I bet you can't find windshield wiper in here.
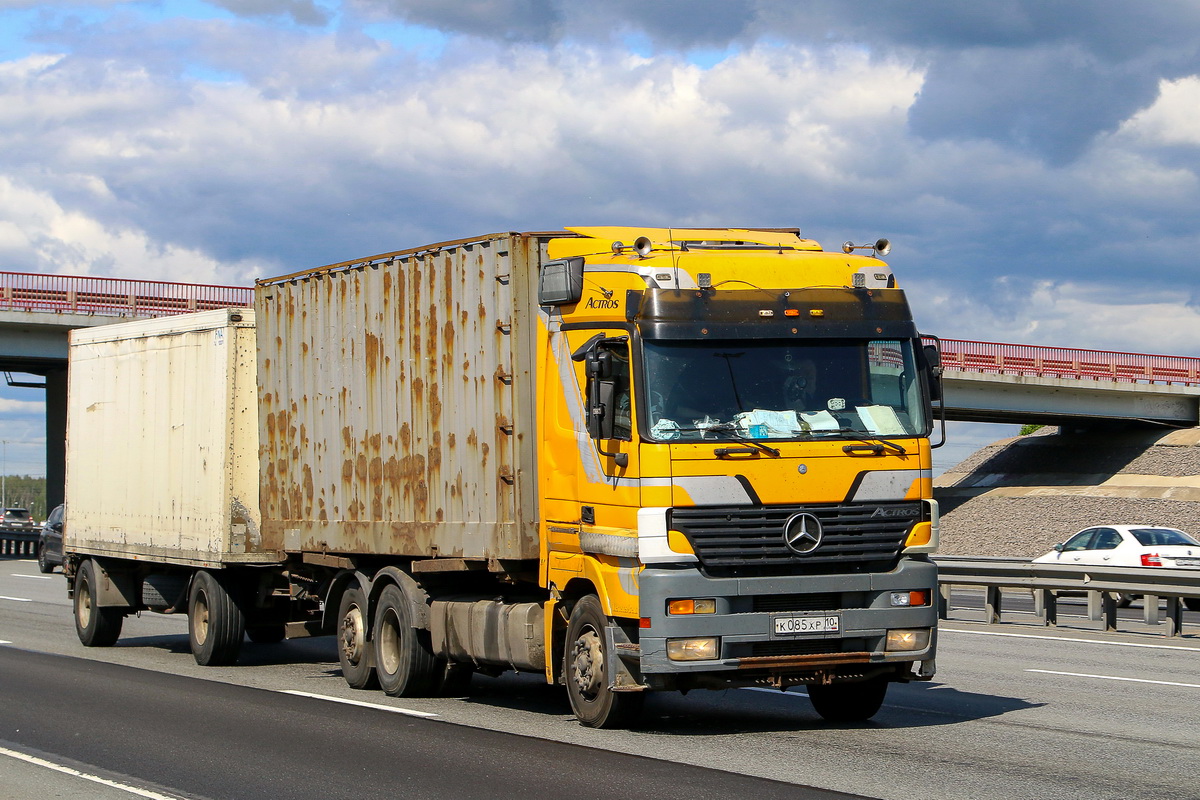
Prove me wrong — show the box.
[674,422,781,457]
[826,427,908,455]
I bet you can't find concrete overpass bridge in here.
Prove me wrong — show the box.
[3,270,1200,509]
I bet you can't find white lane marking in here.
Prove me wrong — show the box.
[1026,669,1200,689]
[281,690,439,718]
[0,596,32,603]
[12,574,52,580]
[0,745,185,799]
[940,627,1200,653]
[0,640,10,645]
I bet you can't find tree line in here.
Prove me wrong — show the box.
[1,475,47,519]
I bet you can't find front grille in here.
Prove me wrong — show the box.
[671,502,920,578]
[752,592,843,612]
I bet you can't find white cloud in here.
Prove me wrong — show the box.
[0,176,264,283]
[1116,76,1200,148]
[0,398,43,414]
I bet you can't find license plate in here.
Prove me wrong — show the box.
[773,613,840,636]
[1174,558,1200,567]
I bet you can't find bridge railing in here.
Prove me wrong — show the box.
[0,272,251,318]
[932,338,1200,387]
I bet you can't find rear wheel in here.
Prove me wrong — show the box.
[564,595,644,729]
[37,542,53,574]
[372,584,438,697]
[74,559,123,647]
[337,585,378,690]
[808,676,889,723]
[188,570,245,666]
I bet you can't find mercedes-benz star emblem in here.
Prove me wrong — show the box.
[783,513,823,555]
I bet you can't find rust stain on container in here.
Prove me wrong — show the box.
[254,232,545,559]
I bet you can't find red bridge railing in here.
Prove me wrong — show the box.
[2,272,1198,386]
[0,271,251,318]
[932,338,1200,387]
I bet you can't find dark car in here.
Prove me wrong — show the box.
[2,507,37,531]
[37,504,64,573]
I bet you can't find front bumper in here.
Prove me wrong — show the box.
[634,557,937,688]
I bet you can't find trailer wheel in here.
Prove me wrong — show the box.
[246,625,286,644]
[188,570,245,666]
[564,595,644,729]
[337,585,378,690]
[372,584,437,697]
[807,676,889,723]
[74,559,123,647]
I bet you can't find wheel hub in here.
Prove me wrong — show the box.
[570,628,605,698]
[341,605,366,665]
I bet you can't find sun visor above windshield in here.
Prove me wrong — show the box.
[633,287,918,340]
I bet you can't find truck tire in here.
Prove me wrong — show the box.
[74,559,123,647]
[337,585,378,690]
[564,595,644,729]
[807,676,888,723]
[188,570,245,666]
[372,584,437,697]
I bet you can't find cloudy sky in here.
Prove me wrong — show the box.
[4,0,1200,479]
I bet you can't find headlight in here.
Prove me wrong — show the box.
[885,628,931,652]
[666,637,719,661]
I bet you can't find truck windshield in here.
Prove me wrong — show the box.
[642,338,928,441]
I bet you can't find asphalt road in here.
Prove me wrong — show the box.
[2,557,1199,800]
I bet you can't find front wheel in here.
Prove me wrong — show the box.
[74,559,123,647]
[188,570,245,666]
[807,676,889,723]
[564,595,644,729]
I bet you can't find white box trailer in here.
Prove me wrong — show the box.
[65,308,268,567]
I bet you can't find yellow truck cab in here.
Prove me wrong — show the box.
[535,227,939,725]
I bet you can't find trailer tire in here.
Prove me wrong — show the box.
[564,595,644,729]
[808,676,889,723]
[373,584,437,697]
[246,625,286,644]
[74,559,123,647]
[337,585,378,690]
[188,570,245,666]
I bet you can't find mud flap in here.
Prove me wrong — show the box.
[604,619,649,692]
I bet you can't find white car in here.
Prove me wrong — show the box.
[1034,525,1200,611]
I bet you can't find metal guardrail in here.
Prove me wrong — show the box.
[935,556,1200,637]
[0,529,38,557]
[0,271,252,319]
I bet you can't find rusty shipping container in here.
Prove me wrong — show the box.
[65,308,267,567]
[255,232,554,560]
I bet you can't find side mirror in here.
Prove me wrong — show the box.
[1053,543,1064,552]
[538,257,585,305]
[588,379,617,441]
[922,343,943,402]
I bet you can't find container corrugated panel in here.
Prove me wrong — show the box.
[65,308,267,566]
[255,233,547,560]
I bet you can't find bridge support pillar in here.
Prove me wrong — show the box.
[45,367,66,511]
